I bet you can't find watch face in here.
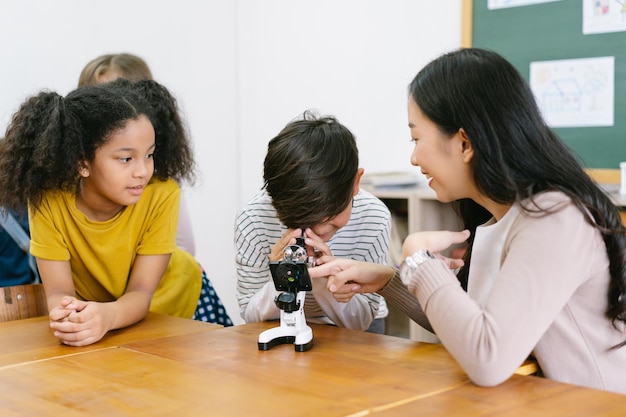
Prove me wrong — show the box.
[400,257,417,286]
[400,267,410,286]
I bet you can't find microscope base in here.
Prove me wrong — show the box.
[257,324,314,352]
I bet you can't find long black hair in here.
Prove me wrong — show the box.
[409,47,626,340]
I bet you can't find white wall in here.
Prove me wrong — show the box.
[236,1,463,201]
[0,0,461,325]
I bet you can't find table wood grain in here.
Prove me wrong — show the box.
[0,317,623,416]
[357,374,626,417]
[0,312,220,368]
[121,321,470,415]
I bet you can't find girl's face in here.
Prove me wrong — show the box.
[79,115,156,220]
[407,97,474,203]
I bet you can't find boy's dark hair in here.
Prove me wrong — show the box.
[263,111,359,229]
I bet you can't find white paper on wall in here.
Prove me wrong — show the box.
[583,0,626,35]
[530,56,615,128]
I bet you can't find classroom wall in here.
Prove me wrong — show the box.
[0,0,462,324]
[236,1,463,201]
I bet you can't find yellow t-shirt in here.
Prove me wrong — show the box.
[29,178,201,318]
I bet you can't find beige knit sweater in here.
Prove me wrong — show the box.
[381,192,626,394]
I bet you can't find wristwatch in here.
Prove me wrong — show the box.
[400,249,435,285]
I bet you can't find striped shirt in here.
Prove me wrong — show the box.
[235,189,391,330]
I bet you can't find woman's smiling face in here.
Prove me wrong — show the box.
[407,96,474,203]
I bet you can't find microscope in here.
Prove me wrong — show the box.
[257,235,314,352]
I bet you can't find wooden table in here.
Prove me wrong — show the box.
[0,312,219,368]
[0,317,624,416]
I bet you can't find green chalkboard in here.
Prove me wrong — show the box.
[472,1,626,168]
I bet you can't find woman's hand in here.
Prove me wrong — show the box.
[309,256,395,298]
[402,230,470,258]
[308,229,471,303]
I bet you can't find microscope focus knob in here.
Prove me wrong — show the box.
[275,292,300,312]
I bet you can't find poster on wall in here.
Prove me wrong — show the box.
[488,0,561,9]
[529,56,614,127]
[583,0,626,34]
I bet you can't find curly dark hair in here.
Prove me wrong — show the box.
[104,79,196,186]
[263,111,359,229]
[0,79,195,213]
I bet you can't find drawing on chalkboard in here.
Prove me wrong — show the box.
[593,0,610,15]
[530,56,614,128]
[542,79,582,113]
[583,0,626,33]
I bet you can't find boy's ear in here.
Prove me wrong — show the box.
[353,168,365,196]
[458,128,474,164]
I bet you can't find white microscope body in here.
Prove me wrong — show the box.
[258,235,314,352]
[257,290,313,352]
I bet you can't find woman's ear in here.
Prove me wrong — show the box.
[458,128,474,164]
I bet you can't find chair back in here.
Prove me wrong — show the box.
[0,284,48,322]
